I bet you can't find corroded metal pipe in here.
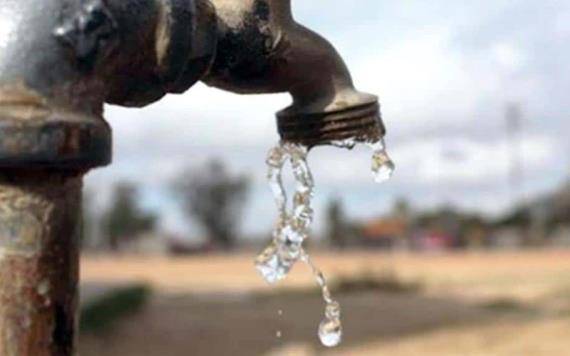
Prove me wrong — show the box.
[0,0,216,354]
[0,171,81,356]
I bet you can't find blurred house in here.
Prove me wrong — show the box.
[359,207,489,252]
[412,231,455,252]
[360,218,407,249]
[412,208,465,251]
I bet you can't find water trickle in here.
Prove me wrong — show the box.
[255,142,313,285]
[256,137,394,347]
[318,302,343,347]
[369,138,395,183]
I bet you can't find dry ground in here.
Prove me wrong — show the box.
[79,249,570,356]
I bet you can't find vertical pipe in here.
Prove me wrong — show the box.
[0,170,82,356]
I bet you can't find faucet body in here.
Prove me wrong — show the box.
[204,0,385,146]
[0,0,386,354]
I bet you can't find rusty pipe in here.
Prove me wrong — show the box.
[0,0,217,169]
[0,0,217,354]
[203,0,385,147]
[0,171,81,356]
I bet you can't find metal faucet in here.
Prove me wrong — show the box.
[0,0,386,354]
[205,0,385,146]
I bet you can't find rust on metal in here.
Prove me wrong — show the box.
[0,171,81,356]
[0,84,51,122]
[0,210,42,257]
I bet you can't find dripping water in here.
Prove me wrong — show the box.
[255,137,394,348]
[369,139,396,183]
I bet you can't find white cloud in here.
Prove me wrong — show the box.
[492,42,525,71]
[394,135,556,185]
[351,29,500,137]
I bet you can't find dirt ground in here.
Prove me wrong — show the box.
[79,249,570,356]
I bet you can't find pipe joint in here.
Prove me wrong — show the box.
[0,0,217,170]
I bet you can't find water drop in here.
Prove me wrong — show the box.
[276,330,282,338]
[255,241,295,284]
[369,139,395,183]
[325,302,341,320]
[318,316,342,347]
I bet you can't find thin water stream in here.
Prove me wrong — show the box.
[255,138,394,347]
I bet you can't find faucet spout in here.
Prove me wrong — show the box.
[203,0,385,147]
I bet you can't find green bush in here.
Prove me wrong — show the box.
[332,270,422,294]
[80,285,151,334]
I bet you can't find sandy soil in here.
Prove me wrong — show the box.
[80,291,495,356]
[327,318,570,356]
[79,249,570,356]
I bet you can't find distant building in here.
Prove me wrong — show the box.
[360,218,406,249]
[412,231,455,251]
[360,208,470,251]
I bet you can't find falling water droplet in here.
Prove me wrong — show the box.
[319,302,343,347]
[276,330,282,338]
[255,241,288,284]
[319,318,342,347]
[256,141,342,347]
[369,139,395,183]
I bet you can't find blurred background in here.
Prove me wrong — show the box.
[78,1,570,355]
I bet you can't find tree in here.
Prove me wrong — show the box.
[326,198,347,249]
[104,182,157,251]
[173,160,249,250]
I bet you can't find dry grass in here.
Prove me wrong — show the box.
[79,249,570,356]
[327,318,570,356]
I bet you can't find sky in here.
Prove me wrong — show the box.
[85,0,570,239]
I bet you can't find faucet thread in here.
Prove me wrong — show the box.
[277,101,385,147]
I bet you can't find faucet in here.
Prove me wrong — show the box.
[204,0,385,147]
[0,0,385,354]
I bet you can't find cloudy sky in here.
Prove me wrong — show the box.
[86,0,570,238]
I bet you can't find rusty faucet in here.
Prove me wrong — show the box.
[204,0,385,146]
[0,0,385,354]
